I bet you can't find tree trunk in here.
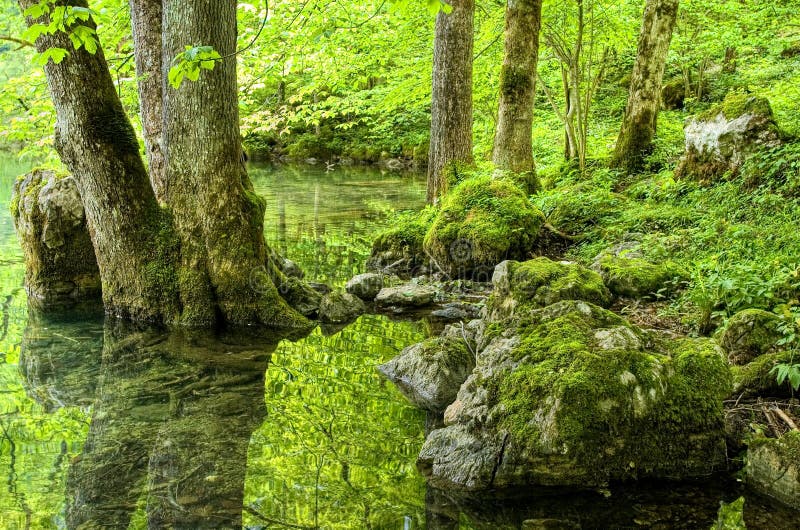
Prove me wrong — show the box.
[129,0,166,201]
[492,0,543,191]
[162,0,305,328]
[19,0,181,322]
[610,0,679,173]
[426,0,474,204]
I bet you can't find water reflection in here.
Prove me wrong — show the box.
[21,314,290,528]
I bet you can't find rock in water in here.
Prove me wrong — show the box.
[318,291,366,324]
[12,170,100,308]
[375,283,436,308]
[378,326,475,412]
[416,259,731,491]
[345,272,384,300]
[676,94,782,184]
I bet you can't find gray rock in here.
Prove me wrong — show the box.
[318,291,366,324]
[345,272,384,300]
[375,283,436,307]
[746,432,800,510]
[281,258,305,279]
[378,330,474,411]
[418,301,731,491]
[431,302,482,321]
[676,95,782,183]
[12,170,100,308]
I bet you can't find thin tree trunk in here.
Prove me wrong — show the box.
[162,0,304,327]
[129,0,166,201]
[492,0,543,191]
[18,0,181,322]
[610,0,679,173]
[426,0,474,204]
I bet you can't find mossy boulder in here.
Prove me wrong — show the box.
[12,170,101,308]
[591,252,688,299]
[378,326,475,412]
[720,309,782,366]
[676,94,782,184]
[746,432,800,510]
[486,258,611,323]
[418,300,732,490]
[541,186,627,237]
[730,349,795,398]
[423,176,545,279]
[367,208,436,275]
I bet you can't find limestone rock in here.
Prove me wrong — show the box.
[12,170,100,308]
[418,300,731,490]
[746,432,800,510]
[375,283,436,308]
[345,272,384,300]
[318,291,366,324]
[591,250,687,299]
[676,94,782,184]
[377,328,474,411]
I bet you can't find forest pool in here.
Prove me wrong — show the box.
[0,155,797,529]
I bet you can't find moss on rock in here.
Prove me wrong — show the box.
[593,254,688,299]
[720,309,783,366]
[746,431,800,510]
[423,176,545,278]
[367,207,436,274]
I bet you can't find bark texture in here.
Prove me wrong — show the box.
[492,0,543,191]
[162,0,305,327]
[19,0,181,322]
[129,0,166,201]
[611,0,680,173]
[427,0,475,204]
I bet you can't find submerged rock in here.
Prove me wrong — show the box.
[378,326,475,412]
[375,283,436,308]
[720,309,782,366]
[12,169,101,308]
[318,291,366,324]
[746,432,800,510]
[418,299,731,490]
[676,94,782,184]
[423,176,545,279]
[345,272,384,300]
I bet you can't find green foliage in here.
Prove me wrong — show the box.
[770,361,800,392]
[167,45,221,89]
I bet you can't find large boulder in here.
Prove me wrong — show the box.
[746,432,800,510]
[11,169,101,308]
[423,176,545,279]
[730,349,795,398]
[676,94,782,184]
[720,309,782,366]
[417,300,732,490]
[378,326,475,412]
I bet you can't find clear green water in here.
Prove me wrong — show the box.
[0,154,797,529]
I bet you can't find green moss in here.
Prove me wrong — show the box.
[699,93,774,121]
[595,255,688,298]
[731,349,796,397]
[423,175,545,277]
[500,65,533,99]
[538,185,627,237]
[371,206,437,259]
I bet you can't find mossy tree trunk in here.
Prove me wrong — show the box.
[19,0,181,322]
[610,0,679,173]
[426,0,474,204]
[129,0,166,201]
[19,0,306,328]
[492,0,543,192]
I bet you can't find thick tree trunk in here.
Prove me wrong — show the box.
[162,0,304,327]
[492,0,543,191]
[19,0,181,322]
[129,0,166,201]
[426,0,474,204]
[610,0,679,173]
